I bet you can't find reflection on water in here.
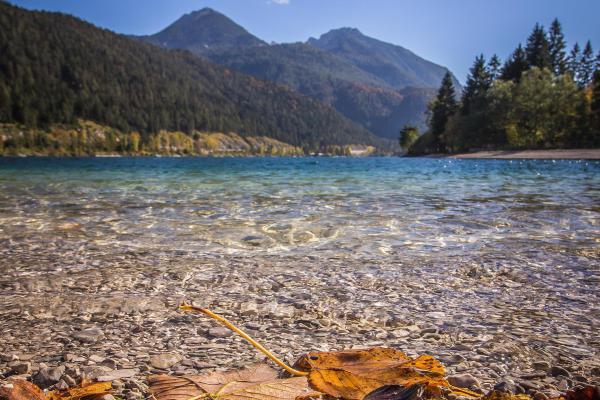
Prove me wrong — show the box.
[0,157,599,262]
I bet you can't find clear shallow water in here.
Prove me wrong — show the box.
[0,157,598,264]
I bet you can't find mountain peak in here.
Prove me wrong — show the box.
[328,27,363,36]
[187,7,219,18]
[308,28,461,90]
[139,7,265,55]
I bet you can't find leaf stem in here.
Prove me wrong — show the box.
[179,302,309,377]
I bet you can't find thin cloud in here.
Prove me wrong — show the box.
[269,0,290,5]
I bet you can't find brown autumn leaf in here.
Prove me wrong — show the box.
[295,347,480,400]
[0,380,45,400]
[564,386,600,400]
[148,363,316,400]
[46,381,112,400]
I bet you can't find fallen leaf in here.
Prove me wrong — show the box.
[148,363,314,400]
[0,380,45,400]
[564,386,600,400]
[46,381,112,400]
[295,348,479,400]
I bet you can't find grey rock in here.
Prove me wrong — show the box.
[73,327,104,343]
[54,379,69,391]
[440,354,466,365]
[494,381,517,394]
[33,365,66,389]
[10,362,31,374]
[518,380,541,391]
[62,374,77,387]
[550,366,571,378]
[89,355,105,363]
[532,361,551,371]
[207,327,232,338]
[97,368,139,381]
[448,373,480,389]
[149,353,183,369]
[81,365,113,380]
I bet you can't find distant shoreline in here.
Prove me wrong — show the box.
[428,149,600,160]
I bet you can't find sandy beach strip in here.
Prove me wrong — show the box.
[446,149,600,159]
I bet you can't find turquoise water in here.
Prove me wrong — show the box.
[1,157,598,265]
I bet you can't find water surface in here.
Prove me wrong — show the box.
[1,157,598,264]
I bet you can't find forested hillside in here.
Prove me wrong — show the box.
[0,2,381,152]
[137,8,457,140]
[307,28,461,90]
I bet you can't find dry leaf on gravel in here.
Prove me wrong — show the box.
[0,380,46,400]
[295,347,478,400]
[46,381,112,400]
[178,304,482,400]
[148,363,316,400]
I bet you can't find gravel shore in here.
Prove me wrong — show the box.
[448,149,600,159]
[1,247,599,399]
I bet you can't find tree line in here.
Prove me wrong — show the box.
[403,19,600,154]
[0,1,380,154]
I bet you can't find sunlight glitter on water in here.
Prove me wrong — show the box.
[0,157,599,264]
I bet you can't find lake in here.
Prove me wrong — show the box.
[1,157,599,382]
[0,157,598,263]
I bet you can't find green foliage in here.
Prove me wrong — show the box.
[488,55,502,81]
[578,41,596,87]
[501,45,528,82]
[461,55,492,115]
[0,120,306,156]
[418,18,599,155]
[525,23,551,70]
[548,19,567,75]
[592,71,600,135]
[0,2,379,152]
[139,11,459,141]
[399,125,419,150]
[428,72,458,152]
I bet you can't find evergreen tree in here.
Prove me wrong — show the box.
[548,18,567,75]
[578,41,595,87]
[429,71,458,152]
[399,125,419,151]
[525,23,551,70]
[592,70,600,138]
[488,54,502,81]
[461,55,492,115]
[501,44,528,81]
[567,43,581,80]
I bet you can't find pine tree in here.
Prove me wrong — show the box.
[461,55,492,115]
[578,41,595,87]
[488,54,502,81]
[567,43,581,80]
[429,71,458,152]
[501,44,528,81]
[525,23,551,70]
[592,70,600,138]
[548,18,567,75]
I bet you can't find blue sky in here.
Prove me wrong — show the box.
[8,0,600,83]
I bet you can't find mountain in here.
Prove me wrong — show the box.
[0,2,381,150]
[138,8,266,55]
[136,9,459,140]
[307,28,461,90]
